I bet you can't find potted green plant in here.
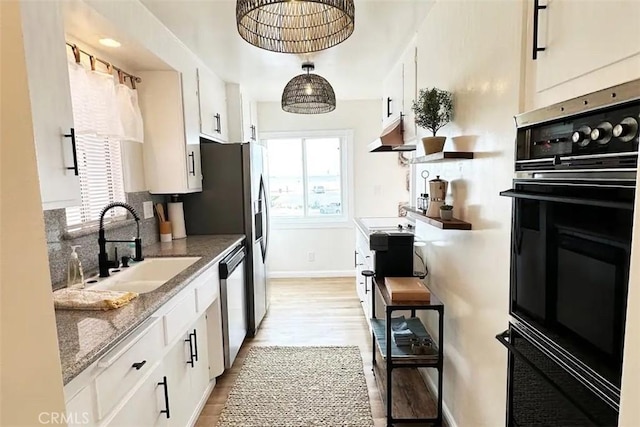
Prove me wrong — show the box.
[412,88,454,155]
[439,204,454,220]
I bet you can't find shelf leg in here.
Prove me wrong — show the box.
[437,307,444,426]
[386,307,393,425]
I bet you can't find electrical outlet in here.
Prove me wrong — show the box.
[308,252,315,262]
[143,201,154,219]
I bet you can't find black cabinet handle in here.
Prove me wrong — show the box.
[250,125,256,141]
[188,151,196,176]
[214,113,221,133]
[158,376,170,419]
[63,128,79,176]
[131,360,146,370]
[192,329,198,362]
[354,251,358,268]
[386,97,392,117]
[185,334,194,367]
[532,0,547,60]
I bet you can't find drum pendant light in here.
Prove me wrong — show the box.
[236,0,355,54]
[281,62,336,114]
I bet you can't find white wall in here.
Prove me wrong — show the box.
[258,100,408,276]
[1,2,67,424]
[408,1,526,426]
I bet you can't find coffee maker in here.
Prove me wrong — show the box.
[426,175,448,217]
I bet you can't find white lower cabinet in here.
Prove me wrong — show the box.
[66,260,225,426]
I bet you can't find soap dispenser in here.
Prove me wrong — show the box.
[67,245,85,289]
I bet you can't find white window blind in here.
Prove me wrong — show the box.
[65,135,126,226]
[65,60,126,228]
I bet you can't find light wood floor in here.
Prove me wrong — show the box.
[195,277,386,427]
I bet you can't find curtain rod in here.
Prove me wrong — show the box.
[66,42,142,88]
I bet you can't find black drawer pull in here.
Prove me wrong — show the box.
[158,376,170,419]
[63,128,79,176]
[386,97,392,117]
[214,113,221,133]
[131,360,146,370]
[188,151,196,176]
[185,334,194,367]
[192,329,198,362]
[532,0,547,60]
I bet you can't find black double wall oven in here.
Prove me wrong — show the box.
[497,79,640,426]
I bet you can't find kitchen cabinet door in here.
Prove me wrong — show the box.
[20,0,81,210]
[197,68,228,142]
[137,70,201,194]
[165,332,193,427]
[206,297,225,379]
[240,92,253,142]
[382,60,404,130]
[532,0,640,95]
[189,315,210,409]
[182,69,203,191]
[107,361,169,427]
[402,44,418,143]
[250,98,259,142]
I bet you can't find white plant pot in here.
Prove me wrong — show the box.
[421,136,447,155]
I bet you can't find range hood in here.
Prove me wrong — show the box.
[368,116,416,152]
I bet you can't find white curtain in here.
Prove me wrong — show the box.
[65,60,135,227]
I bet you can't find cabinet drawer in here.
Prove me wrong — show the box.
[194,263,220,312]
[95,320,164,419]
[163,290,197,345]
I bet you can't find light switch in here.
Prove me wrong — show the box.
[143,201,154,219]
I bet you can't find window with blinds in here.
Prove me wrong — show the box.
[65,60,127,228]
[65,135,126,227]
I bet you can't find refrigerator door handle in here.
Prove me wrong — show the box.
[259,175,269,261]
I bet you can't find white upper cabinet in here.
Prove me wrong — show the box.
[402,42,418,143]
[20,0,80,210]
[226,83,258,143]
[197,67,228,142]
[527,0,640,107]
[382,60,404,130]
[250,98,259,142]
[137,70,202,194]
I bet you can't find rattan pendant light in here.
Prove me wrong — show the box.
[236,0,355,54]
[282,62,336,114]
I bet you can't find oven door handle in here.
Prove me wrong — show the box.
[500,189,634,210]
[496,330,603,425]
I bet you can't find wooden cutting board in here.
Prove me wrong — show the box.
[384,277,430,303]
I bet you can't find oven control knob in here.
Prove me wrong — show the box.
[590,121,613,144]
[572,126,591,147]
[613,117,639,142]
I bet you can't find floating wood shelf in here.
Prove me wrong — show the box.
[409,151,474,164]
[404,206,472,230]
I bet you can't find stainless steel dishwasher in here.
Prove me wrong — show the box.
[219,245,247,369]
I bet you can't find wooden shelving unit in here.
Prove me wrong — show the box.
[370,278,444,426]
[409,151,474,164]
[404,206,472,230]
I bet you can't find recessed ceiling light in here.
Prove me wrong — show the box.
[99,38,121,48]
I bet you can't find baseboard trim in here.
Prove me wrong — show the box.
[268,270,355,279]
[419,369,457,427]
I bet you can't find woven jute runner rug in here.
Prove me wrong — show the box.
[217,346,374,427]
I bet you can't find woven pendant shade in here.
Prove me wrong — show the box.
[236,0,355,54]
[282,63,336,114]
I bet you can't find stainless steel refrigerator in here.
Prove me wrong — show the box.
[182,139,269,336]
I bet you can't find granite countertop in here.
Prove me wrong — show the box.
[354,217,415,237]
[56,234,245,385]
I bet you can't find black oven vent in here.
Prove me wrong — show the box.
[516,154,637,171]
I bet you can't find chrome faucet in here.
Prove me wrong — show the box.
[98,202,144,277]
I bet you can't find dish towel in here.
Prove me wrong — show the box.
[391,316,416,346]
[53,288,138,311]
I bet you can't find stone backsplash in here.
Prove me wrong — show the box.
[45,192,164,287]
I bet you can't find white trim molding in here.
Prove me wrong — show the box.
[419,369,457,427]
[268,270,356,279]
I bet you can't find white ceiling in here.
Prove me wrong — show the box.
[139,0,435,101]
